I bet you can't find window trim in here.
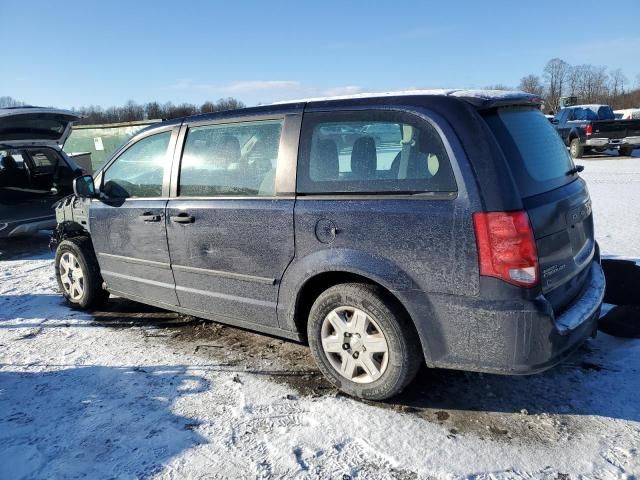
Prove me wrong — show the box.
[169,113,300,199]
[96,125,178,200]
[296,109,458,197]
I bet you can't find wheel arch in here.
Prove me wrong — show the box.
[568,129,581,141]
[50,220,91,249]
[278,249,434,365]
[54,235,109,308]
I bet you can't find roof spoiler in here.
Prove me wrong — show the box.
[449,90,543,110]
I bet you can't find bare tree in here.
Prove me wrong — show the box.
[73,96,246,125]
[484,84,512,90]
[104,106,121,123]
[543,58,570,113]
[569,65,609,103]
[518,74,545,96]
[79,105,105,124]
[200,101,217,113]
[0,96,26,108]
[215,97,245,111]
[167,103,197,118]
[625,88,640,108]
[609,69,627,109]
[145,101,163,120]
[120,100,144,122]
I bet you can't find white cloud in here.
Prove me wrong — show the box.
[220,80,302,93]
[163,80,368,104]
[319,85,365,97]
[167,79,301,93]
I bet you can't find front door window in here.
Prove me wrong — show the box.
[102,132,171,198]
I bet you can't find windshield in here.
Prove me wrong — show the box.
[483,107,576,198]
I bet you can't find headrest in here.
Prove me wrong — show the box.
[351,136,377,178]
[218,135,241,163]
[0,155,17,169]
[401,124,414,144]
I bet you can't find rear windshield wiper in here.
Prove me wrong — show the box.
[567,165,584,175]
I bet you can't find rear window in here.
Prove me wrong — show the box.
[483,107,576,198]
[0,116,68,141]
[570,106,614,121]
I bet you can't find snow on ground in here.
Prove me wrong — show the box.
[1,155,639,479]
[577,150,640,258]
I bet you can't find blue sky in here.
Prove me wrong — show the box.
[2,0,639,109]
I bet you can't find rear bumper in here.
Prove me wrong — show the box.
[585,136,640,148]
[410,262,605,374]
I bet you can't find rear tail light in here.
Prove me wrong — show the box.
[472,211,539,287]
[585,123,593,136]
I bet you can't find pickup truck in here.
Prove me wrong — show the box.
[552,104,640,158]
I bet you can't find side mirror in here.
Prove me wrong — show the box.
[73,174,96,198]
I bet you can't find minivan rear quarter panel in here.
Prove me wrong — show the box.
[277,101,487,366]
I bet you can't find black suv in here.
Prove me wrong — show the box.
[53,90,605,400]
[0,108,83,238]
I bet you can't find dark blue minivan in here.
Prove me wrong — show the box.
[53,90,605,400]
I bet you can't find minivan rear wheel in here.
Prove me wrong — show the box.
[307,283,421,400]
[55,237,109,309]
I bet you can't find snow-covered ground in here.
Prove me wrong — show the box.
[577,152,640,258]
[1,155,639,479]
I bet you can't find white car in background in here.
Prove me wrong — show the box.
[614,108,640,120]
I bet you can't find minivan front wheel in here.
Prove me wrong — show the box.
[307,283,421,400]
[55,237,109,309]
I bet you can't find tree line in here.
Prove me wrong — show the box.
[70,97,246,124]
[0,96,246,124]
[0,96,27,108]
[515,58,640,113]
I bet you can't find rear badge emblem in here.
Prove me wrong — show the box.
[543,263,567,278]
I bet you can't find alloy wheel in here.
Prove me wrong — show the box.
[59,252,85,301]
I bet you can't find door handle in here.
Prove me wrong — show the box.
[171,213,194,224]
[139,212,161,222]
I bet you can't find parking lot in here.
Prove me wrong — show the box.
[0,152,638,478]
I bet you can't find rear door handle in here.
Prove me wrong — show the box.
[171,213,194,224]
[139,212,161,222]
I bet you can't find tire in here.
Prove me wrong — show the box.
[307,283,421,400]
[619,146,633,157]
[570,138,583,159]
[55,237,109,309]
